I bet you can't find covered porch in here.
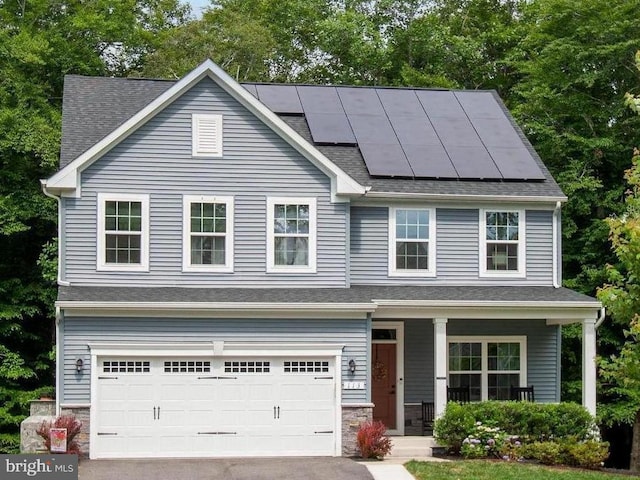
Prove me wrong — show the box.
[369,293,603,436]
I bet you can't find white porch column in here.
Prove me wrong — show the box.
[582,318,597,416]
[433,318,448,418]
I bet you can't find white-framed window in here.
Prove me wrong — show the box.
[479,209,525,277]
[182,195,234,272]
[388,207,436,277]
[97,193,149,271]
[266,197,317,273]
[192,114,223,157]
[447,336,527,401]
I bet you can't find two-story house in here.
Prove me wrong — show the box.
[42,60,601,459]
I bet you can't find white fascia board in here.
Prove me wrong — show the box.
[372,299,601,308]
[361,191,568,205]
[44,59,366,199]
[57,301,376,319]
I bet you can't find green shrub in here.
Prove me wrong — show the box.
[563,441,609,469]
[435,401,597,450]
[460,423,507,459]
[520,441,563,465]
[433,402,475,453]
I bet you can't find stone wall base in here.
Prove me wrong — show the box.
[60,406,90,457]
[341,405,373,456]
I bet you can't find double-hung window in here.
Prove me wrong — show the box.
[183,196,233,272]
[480,209,525,277]
[97,193,149,271]
[267,197,316,273]
[448,336,526,401]
[389,207,436,276]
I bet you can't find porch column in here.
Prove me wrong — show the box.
[582,318,597,416]
[433,318,448,418]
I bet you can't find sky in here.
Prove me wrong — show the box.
[187,0,210,17]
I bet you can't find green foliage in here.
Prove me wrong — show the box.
[435,401,598,454]
[521,440,609,469]
[460,423,507,459]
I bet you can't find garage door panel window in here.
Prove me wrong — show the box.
[163,360,211,373]
[103,360,150,373]
[284,360,329,373]
[224,360,271,373]
[448,337,526,401]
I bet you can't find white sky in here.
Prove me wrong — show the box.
[186,0,210,17]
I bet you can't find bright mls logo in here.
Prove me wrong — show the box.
[0,455,77,479]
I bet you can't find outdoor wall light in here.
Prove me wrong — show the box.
[348,359,356,374]
[75,358,84,373]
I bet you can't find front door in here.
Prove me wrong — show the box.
[372,343,397,430]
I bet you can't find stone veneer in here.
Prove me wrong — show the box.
[341,404,373,456]
[59,406,90,457]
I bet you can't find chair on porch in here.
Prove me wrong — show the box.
[447,386,470,403]
[421,401,435,436]
[511,385,535,402]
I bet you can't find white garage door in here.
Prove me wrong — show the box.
[93,357,337,458]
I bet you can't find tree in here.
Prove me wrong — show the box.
[0,0,189,452]
[598,148,640,471]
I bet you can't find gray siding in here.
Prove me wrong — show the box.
[402,319,559,403]
[63,317,367,404]
[350,206,553,285]
[63,78,347,287]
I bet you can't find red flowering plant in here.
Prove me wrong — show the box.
[356,420,393,459]
[36,415,82,455]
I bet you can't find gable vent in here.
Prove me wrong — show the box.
[192,114,223,157]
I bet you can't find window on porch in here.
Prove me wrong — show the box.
[448,337,526,401]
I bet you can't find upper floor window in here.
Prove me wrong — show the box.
[183,195,234,272]
[267,197,316,273]
[388,207,436,277]
[192,114,223,157]
[448,336,527,401]
[480,210,525,277]
[97,193,149,271]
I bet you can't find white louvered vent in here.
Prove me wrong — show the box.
[192,114,223,157]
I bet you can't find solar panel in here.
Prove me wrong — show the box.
[429,116,483,148]
[377,89,424,116]
[297,86,343,113]
[359,143,414,177]
[471,117,523,147]
[242,84,258,97]
[305,112,356,145]
[447,146,503,179]
[338,87,385,116]
[487,147,546,180]
[255,84,303,114]
[402,144,458,178]
[388,115,441,146]
[415,90,465,118]
[347,114,398,144]
[454,91,504,119]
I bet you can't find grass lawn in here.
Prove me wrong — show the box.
[405,460,635,480]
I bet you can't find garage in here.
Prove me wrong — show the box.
[92,355,338,458]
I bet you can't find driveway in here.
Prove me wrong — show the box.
[78,457,374,480]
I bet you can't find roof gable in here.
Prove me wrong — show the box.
[45,60,365,199]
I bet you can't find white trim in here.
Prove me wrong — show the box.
[341,403,375,408]
[447,335,527,401]
[266,197,317,274]
[371,321,404,436]
[96,193,149,272]
[388,207,436,277]
[192,114,223,157]
[43,60,365,199]
[182,195,234,272]
[582,318,597,415]
[55,307,62,416]
[433,318,448,418]
[479,209,526,278]
[363,191,567,204]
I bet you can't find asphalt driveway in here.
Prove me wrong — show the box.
[78,457,374,480]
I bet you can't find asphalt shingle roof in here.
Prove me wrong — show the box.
[58,75,565,198]
[58,285,597,305]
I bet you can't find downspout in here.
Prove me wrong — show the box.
[55,306,62,416]
[40,180,70,287]
[552,201,561,288]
